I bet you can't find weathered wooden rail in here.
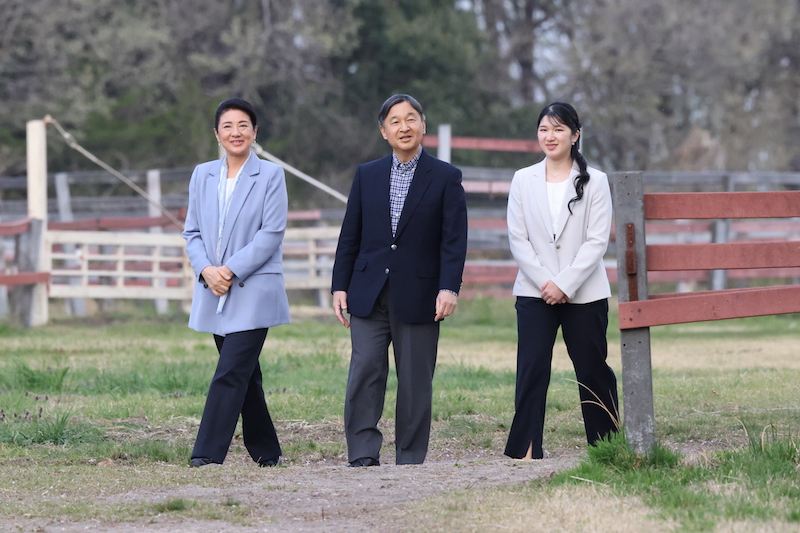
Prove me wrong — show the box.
[611,171,800,453]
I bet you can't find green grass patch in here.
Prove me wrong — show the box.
[0,408,102,445]
[0,359,70,392]
[553,428,800,531]
[151,497,194,513]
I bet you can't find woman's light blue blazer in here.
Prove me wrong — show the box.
[183,152,291,336]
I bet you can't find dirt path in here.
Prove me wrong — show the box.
[10,450,581,533]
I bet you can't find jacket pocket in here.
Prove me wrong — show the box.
[354,258,367,271]
[249,261,283,276]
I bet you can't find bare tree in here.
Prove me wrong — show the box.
[559,0,800,172]
[471,0,577,105]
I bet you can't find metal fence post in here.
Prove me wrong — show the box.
[437,124,452,163]
[55,171,87,317]
[611,171,655,454]
[710,174,735,291]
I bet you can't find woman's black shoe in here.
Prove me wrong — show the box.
[189,457,220,467]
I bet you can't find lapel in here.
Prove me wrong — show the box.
[219,152,259,258]
[395,150,434,239]
[203,159,222,259]
[554,165,579,241]
[369,155,394,241]
[530,161,552,237]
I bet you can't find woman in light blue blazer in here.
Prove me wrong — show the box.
[504,102,618,460]
[183,98,290,467]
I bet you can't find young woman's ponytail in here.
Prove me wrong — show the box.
[568,141,590,214]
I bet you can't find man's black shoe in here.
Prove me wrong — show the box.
[189,457,220,467]
[259,457,282,467]
[347,457,380,467]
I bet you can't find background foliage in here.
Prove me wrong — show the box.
[2,0,800,203]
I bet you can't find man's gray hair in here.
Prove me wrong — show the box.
[378,94,426,126]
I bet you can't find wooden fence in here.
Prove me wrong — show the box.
[46,230,194,301]
[0,218,49,327]
[4,168,800,325]
[611,171,800,453]
[459,216,800,298]
[4,211,800,324]
[41,226,340,312]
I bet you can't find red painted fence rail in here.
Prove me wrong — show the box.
[618,189,800,329]
[423,136,540,153]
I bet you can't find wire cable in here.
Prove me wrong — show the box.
[45,115,185,229]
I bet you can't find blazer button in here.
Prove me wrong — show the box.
[239,282,244,287]
[385,268,390,274]
[391,244,397,250]
[556,244,561,249]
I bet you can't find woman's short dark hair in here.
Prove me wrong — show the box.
[378,94,425,126]
[215,98,258,130]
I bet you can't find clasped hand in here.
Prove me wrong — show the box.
[202,265,234,296]
[541,280,570,305]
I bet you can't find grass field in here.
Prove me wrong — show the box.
[0,298,798,531]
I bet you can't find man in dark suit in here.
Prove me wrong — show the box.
[332,94,468,466]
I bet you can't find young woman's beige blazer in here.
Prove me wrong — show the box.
[507,159,612,304]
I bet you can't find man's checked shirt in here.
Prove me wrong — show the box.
[389,148,422,236]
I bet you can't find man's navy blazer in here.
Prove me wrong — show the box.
[332,149,468,324]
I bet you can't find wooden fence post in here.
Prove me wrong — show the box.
[0,253,7,320]
[0,168,5,316]
[26,119,48,326]
[147,169,169,314]
[0,183,7,317]
[611,171,655,454]
[11,219,44,327]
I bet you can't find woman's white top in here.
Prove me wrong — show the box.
[225,177,237,208]
[546,179,570,235]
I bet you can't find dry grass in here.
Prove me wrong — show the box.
[439,335,800,373]
[398,484,678,533]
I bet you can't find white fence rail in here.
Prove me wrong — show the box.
[46,230,194,301]
[43,226,341,306]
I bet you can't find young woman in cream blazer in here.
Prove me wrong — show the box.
[504,102,619,460]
